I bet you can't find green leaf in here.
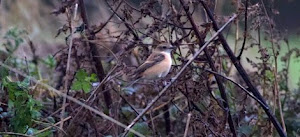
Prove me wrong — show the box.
[265,70,275,81]
[42,55,56,69]
[71,69,98,93]
[82,82,91,93]
[76,69,88,80]
[90,73,98,82]
[71,81,82,91]
[18,78,30,88]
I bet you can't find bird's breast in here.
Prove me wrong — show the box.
[142,52,172,79]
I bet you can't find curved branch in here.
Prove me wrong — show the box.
[237,0,249,60]
[204,69,267,109]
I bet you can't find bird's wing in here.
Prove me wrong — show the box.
[132,53,165,77]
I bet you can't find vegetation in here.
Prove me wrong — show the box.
[0,0,299,137]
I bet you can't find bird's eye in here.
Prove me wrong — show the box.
[162,46,167,49]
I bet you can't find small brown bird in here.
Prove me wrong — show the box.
[131,43,175,80]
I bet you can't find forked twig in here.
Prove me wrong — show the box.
[34,116,71,136]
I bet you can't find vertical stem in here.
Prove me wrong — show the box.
[229,0,240,75]
[59,7,74,137]
[163,104,171,135]
[78,0,112,110]
[260,0,286,134]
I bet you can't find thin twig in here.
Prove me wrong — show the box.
[104,0,139,40]
[92,0,123,35]
[34,116,72,136]
[149,111,157,136]
[122,14,237,136]
[111,87,146,121]
[204,69,267,108]
[183,113,192,137]
[0,62,145,137]
[59,6,75,136]
[259,0,286,134]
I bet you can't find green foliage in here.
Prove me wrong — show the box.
[41,55,56,69]
[2,27,27,54]
[265,70,275,81]
[2,77,42,133]
[0,67,8,79]
[71,69,98,93]
[1,27,27,70]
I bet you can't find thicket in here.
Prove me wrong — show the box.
[0,0,299,137]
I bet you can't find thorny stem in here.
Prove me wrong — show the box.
[122,14,237,136]
[260,0,286,134]
[199,0,286,136]
[179,0,237,136]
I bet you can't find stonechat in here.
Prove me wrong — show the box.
[130,43,175,81]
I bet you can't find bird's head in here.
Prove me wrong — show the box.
[154,43,175,53]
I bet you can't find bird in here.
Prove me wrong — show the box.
[130,43,175,81]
